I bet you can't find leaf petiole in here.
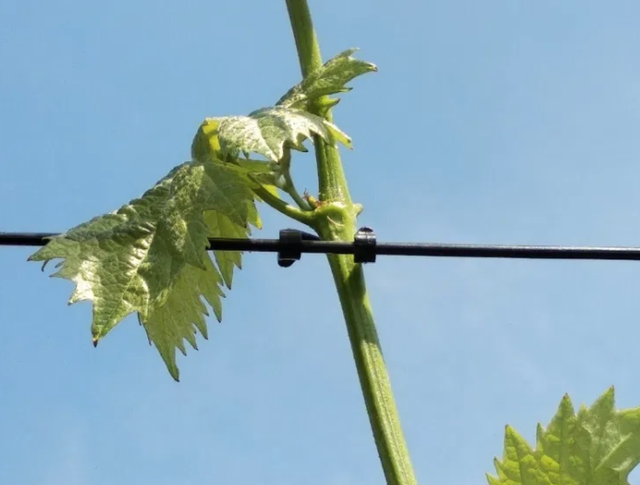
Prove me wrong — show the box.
[251,184,314,226]
[278,149,313,211]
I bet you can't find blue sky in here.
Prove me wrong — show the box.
[2,1,640,484]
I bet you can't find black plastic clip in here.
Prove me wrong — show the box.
[278,229,320,268]
[354,226,377,264]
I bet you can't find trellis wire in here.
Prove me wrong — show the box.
[2,231,640,262]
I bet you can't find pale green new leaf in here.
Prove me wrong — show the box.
[204,199,260,290]
[143,252,223,380]
[29,158,260,380]
[190,50,374,165]
[192,107,351,164]
[227,158,283,197]
[277,48,377,111]
[487,387,640,485]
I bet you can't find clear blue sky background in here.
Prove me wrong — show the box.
[2,1,640,484]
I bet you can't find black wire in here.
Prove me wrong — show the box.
[0,233,58,247]
[2,231,640,262]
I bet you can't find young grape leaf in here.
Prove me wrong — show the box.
[204,205,260,290]
[487,386,640,485]
[189,50,375,167]
[142,251,223,380]
[220,157,283,197]
[29,158,260,381]
[277,48,377,111]
[191,107,351,164]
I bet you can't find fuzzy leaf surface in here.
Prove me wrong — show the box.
[191,107,351,163]
[277,48,377,111]
[487,387,640,485]
[29,158,260,380]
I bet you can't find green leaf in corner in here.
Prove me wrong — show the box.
[29,158,260,381]
[277,48,377,112]
[191,107,351,164]
[487,386,640,485]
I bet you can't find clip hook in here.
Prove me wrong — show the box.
[354,227,377,264]
[277,229,320,268]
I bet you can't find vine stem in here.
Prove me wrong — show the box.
[284,1,418,484]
